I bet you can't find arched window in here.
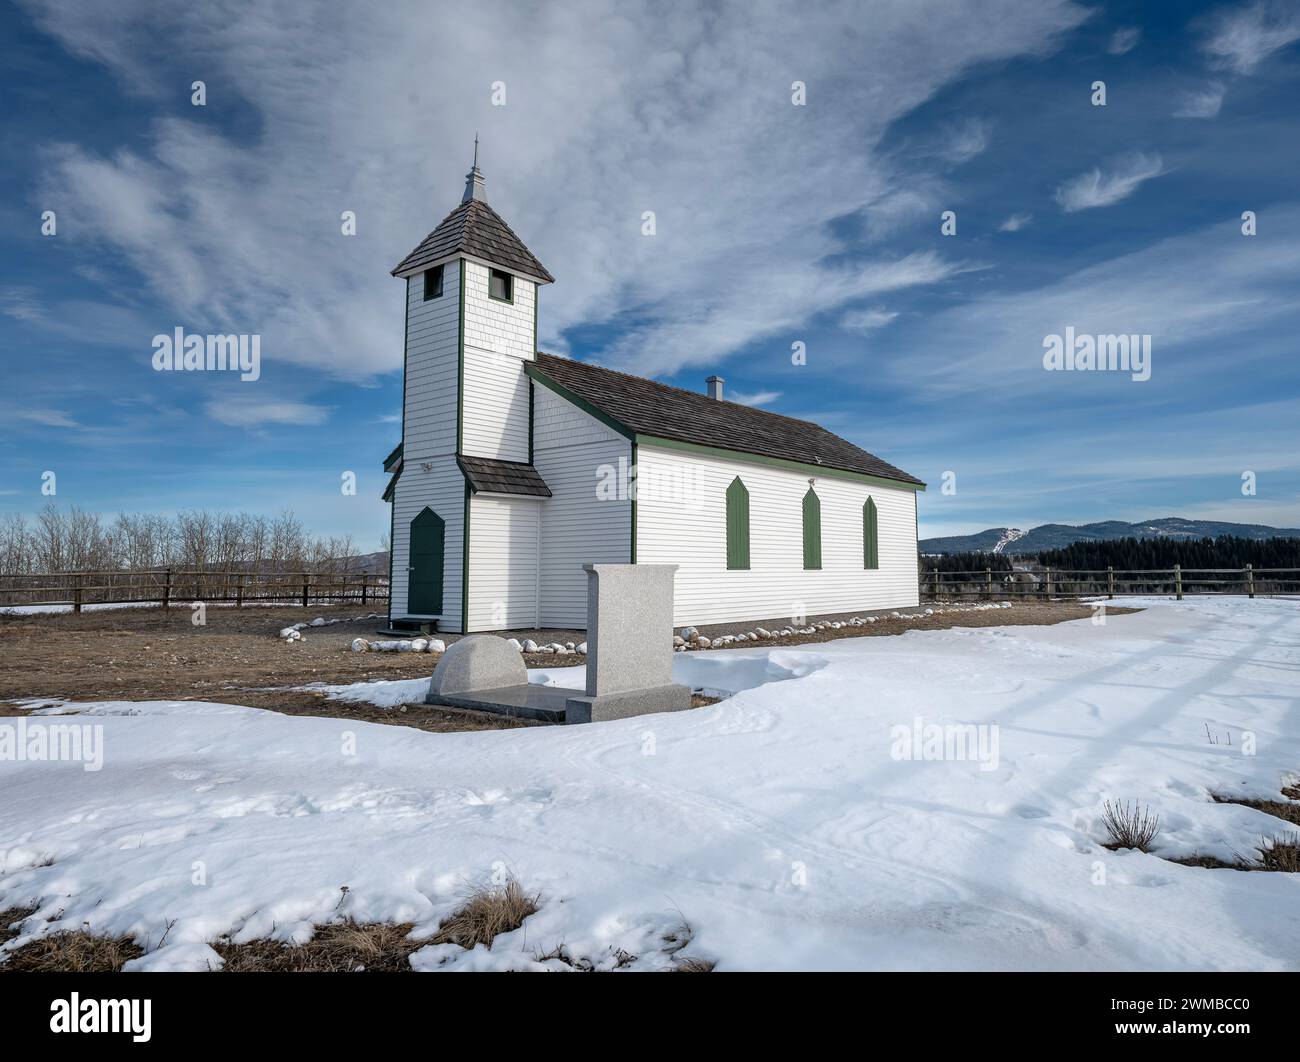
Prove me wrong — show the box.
[725,477,750,570]
[802,487,821,570]
[863,496,879,569]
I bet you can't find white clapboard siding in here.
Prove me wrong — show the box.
[533,384,632,627]
[460,260,534,460]
[635,444,920,626]
[462,260,535,362]
[467,495,541,631]
[402,269,460,462]
[389,453,465,630]
[462,349,530,460]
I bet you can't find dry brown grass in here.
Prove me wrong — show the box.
[211,921,421,972]
[673,956,717,972]
[1214,792,1300,828]
[1259,833,1300,873]
[429,879,539,950]
[1166,853,1252,870]
[1,928,143,972]
[0,906,37,946]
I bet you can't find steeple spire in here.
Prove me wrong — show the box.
[462,134,486,203]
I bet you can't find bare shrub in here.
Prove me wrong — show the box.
[1101,799,1160,851]
[429,878,538,950]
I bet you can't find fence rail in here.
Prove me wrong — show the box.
[920,564,1300,601]
[0,569,390,612]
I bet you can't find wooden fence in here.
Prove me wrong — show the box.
[921,565,1300,601]
[0,569,389,613]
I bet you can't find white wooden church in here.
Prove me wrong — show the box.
[383,157,924,633]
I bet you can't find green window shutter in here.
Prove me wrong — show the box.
[802,487,821,570]
[725,477,750,570]
[864,496,879,569]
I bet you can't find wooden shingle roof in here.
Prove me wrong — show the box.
[457,455,552,497]
[391,200,554,283]
[530,353,924,487]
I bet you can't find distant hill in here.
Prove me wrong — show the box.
[921,517,1300,556]
[344,550,389,575]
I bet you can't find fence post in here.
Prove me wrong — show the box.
[73,572,83,614]
[1174,564,1183,600]
[302,573,310,608]
[984,567,992,599]
[933,567,940,601]
[1107,565,1114,599]
[1044,566,1052,600]
[360,573,368,606]
[1246,563,1254,599]
[235,573,244,608]
[162,569,172,610]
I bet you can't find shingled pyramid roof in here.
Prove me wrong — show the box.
[391,198,554,282]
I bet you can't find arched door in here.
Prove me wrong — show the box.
[408,507,445,614]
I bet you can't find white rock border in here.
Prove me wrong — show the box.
[672,601,1015,651]
[336,603,1016,655]
[278,612,382,643]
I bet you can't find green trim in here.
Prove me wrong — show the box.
[529,282,537,464]
[725,476,750,570]
[381,468,401,502]
[488,268,514,303]
[802,487,822,570]
[914,491,920,596]
[635,435,926,492]
[525,364,637,441]
[456,259,466,454]
[863,495,879,569]
[383,442,403,473]
[422,264,444,301]
[461,480,470,633]
[388,276,412,624]
[629,440,637,563]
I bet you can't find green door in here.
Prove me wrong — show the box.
[408,508,445,614]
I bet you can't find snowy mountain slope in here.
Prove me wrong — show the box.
[2,598,1298,971]
[921,517,1300,555]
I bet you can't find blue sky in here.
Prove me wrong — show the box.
[2,0,1299,548]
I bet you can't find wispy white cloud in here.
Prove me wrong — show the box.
[599,252,974,374]
[935,117,991,163]
[1173,80,1226,118]
[840,308,899,332]
[998,212,1033,232]
[1054,152,1164,212]
[1107,26,1141,54]
[12,408,79,428]
[726,389,782,407]
[205,399,330,428]
[19,0,1090,384]
[0,288,45,323]
[892,207,1300,398]
[1200,0,1300,74]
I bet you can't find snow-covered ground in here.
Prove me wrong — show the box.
[2,596,1297,971]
